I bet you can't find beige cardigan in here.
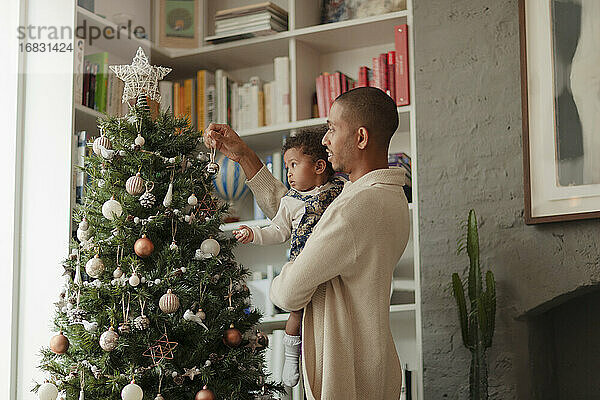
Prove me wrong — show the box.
[246,166,410,400]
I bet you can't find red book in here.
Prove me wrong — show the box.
[387,51,396,102]
[358,66,369,87]
[394,24,410,106]
[379,53,388,92]
[341,72,347,93]
[372,57,380,89]
[328,72,337,108]
[323,73,331,116]
[333,72,342,99]
[316,74,326,118]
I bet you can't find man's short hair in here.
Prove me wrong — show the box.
[334,87,399,147]
[282,127,335,180]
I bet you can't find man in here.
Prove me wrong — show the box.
[205,87,409,400]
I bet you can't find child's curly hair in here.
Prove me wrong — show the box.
[282,127,335,181]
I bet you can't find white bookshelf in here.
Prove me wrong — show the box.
[71,0,422,398]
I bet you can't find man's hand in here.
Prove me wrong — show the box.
[203,123,248,163]
[233,225,254,244]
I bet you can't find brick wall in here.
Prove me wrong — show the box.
[413,0,600,398]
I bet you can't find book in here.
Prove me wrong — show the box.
[395,24,410,106]
[173,82,181,117]
[159,80,173,113]
[73,39,85,106]
[315,74,326,117]
[205,21,287,44]
[358,66,370,87]
[183,78,195,126]
[215,12,288,30]
[196,69,215,130]
[263,82,273,125]
[387,51,396,102]
[84,52,109,112]
[273,57,290,124]
[215,2,288,21]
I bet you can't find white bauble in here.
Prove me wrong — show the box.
[121,380,143,400]
[126,173,145,196]
[85,254,105,278]
[99,327,119,351]
[38,382,59,400]
[79,218,89,231]
[187,194,198,206]
[113,266,123,278]
[200,238,220,256]
[128,273,140,287]
[102,197,123,220]
[77,227,91,242]
[93,136,111,156]
[159,289,180,314]
[134,134,145,146]
[133,217,140,224]
[98,179,106,188]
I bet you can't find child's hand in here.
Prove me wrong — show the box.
[233,225,253,244]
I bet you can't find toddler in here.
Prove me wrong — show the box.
[234,128,344,387]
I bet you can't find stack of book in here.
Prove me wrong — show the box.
[314,24,410,117]
[160,56,290,132]
[205,2,288,44]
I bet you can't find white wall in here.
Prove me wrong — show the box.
[13,0,76,398]
[0,1,24,398]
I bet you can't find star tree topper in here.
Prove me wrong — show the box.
[109,47,171,104]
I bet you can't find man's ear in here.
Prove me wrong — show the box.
[357,127,369,150]
[315,159,327,174]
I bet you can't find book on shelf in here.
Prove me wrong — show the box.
[196,70,215,131]
[83,52,108,113]
[74,38,85,107]
[315,70,355,117]
[160,58,289,133]
[159,80,173,113]
[206,2,288,44]
[395,24,410,106]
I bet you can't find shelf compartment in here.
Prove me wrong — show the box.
[76,6,156,62]
[74,104,103,136]
[237,117,327,152]
[293,11,407,54]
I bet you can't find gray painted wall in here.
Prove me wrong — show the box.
[413,0,600,398]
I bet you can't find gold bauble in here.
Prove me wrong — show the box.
[50,331,69,354]
[223,324,242,347]
[195,386,216,400]
[134,234,154,258]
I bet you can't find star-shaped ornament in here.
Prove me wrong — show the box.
[182,366,201,381]
[110,47,171,104]
[143,331,178,366]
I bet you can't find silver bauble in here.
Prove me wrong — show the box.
[102,197,123,220]
[99,327,119,351]
[200,238,220,257]
[85,254,105,278]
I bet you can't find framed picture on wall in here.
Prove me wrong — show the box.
[519,0,600,224]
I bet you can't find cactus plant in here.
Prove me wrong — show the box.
[452,209,496,400]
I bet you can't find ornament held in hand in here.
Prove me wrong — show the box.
[134,235,154,258]
[50,331,69,354]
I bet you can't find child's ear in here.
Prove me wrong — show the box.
[315,159,326,174]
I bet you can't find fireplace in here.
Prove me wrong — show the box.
[527,286,600,399]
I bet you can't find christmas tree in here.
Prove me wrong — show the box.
[35,48,282,400]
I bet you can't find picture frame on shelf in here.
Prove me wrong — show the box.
[157,0,202,48]
[519,0,600,224]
